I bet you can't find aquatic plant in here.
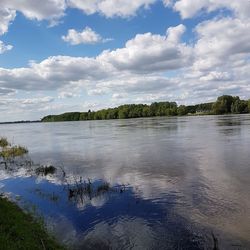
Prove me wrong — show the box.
[35,165,56,176]
[97,182,110,193]
[212,232,219,250]
[0,145,28,159]
[67,178,114,202]
[0,137,9,148]
[0,137,29,171]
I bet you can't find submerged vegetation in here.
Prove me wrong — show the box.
[0,196,65,250]
[41,95,250,122]
[66,177,120,203]
[35,165,57,176]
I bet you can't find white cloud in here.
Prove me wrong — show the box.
[173,0,250,19]
[162,0,174,7]
[192,17,250,73]
[0,0,158,35]
[0,0,66,35]
[0,88,15,96]
[98,24,191,73]
[199,71,231,82]
[62,27,112,45]
[0,96,54,111]
[21,96,54,105]
[1,6,250,121]
[0,40,13,54]
[0,25,190,91]
[1,19,250,108]
[87,88,109,96]
[0,0,66,25]
[94,75,177,95]
[67,0,156,18]
[0,8,16,35]
[166,23,186,43]
[0,55,115,91]
[58,91,79,98]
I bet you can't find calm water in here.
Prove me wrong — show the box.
[0,115,250,249]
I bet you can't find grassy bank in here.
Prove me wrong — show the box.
[0,196,65,250]
[0,138,65,249]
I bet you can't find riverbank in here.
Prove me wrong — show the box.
[0,196,65,250]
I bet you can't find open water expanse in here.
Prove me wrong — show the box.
[0,115,250,249]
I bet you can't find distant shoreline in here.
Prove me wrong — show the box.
[2,113,250,125]
[41,95,250,123]
[0,120,41,125]
[1,95,249,124]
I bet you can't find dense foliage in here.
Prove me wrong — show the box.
[41,95,250,122]
[212,95,249,114]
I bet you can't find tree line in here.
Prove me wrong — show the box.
[41,95,250,122]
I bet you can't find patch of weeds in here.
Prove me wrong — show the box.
[35,165,56,176]
[67,179,114,202]
[0,145,28,159]
[0,137,9,148]
[0,137,28,161]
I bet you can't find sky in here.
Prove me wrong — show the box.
[0,0,250,121]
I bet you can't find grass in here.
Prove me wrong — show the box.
[0,196,65,250]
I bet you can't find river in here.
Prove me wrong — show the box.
[0,115,250,249]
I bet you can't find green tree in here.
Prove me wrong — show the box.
[177,105,188,116]
[213,95,234,114]
[231,99,248,114]
[41,95,250,122]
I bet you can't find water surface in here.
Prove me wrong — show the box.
[0,115,250,249]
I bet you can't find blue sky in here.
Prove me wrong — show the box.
[0,0,250,121]
[1,2,184,67]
